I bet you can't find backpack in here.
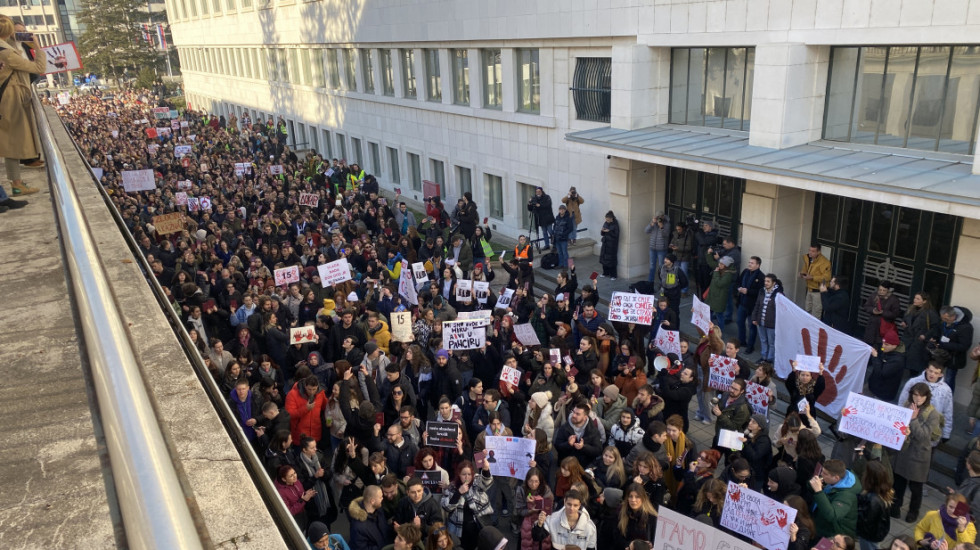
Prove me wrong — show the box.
[540,252,559,269]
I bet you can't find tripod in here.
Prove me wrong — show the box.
[527,208,547,254]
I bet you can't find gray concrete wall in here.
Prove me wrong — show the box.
[45,105,288,549]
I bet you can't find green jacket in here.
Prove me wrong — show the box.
[704,251,734,313]
[812,469,862,539]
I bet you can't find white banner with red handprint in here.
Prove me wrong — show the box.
[691,295,711,335]
[774,294,871,418]
[655,507,749,550]
[708,354,739,392]
[483,435,536,480]
[745,381,773,416]
[720,482,796,550]
[41,42,82,74]
[288,326,317,345]
[653,327,681,357]
[838,391,913,450]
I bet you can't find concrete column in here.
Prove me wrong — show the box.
[607,158,667,279]
[392,48,406,98]
[440,49,453,105]
[468,48,484,109]
[501,48,516,113]
[370,48,382,96]
[949,219,980,403]
[414,48,428,102]
[538,49,555,118]
[739,180,815,303]
[749,44,829,149]
[611,45,670,130]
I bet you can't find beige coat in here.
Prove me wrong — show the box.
[562,193,584,224]
[0,40,46,159]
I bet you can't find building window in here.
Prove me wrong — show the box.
[350,138,363,167]
[278,48,290,83]
[456,165,471,197]
[669,47,754,131]
[425,49,441,102]
[322,129,333,158]
[289,49,302,84]
[369,142,381,175]
[485,174,504,219]
[517,48,540,113]
[407,152,422,190]
[336,133,347,161]
[481,49,502,109]
[824,45,980,155]
[401,49,417,98]
[430,159,445,197]
[225,0,234,10]
[343,48,357,91]
[326,49,340,89]
[387,147,400,183]
[571,57,611,123]
[311,48,325,87]
[380,49,395,96]
[360,49,374,93]
[451,49,469,105]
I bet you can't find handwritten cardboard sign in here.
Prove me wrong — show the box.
[794,354,821,373]
[274,266,300,287]
[608,292,656,325]
[443,319,486,350]
[458,310,492,326]
[720,482,796,550]
[151,212,184,235]
[299,193,319,207]
[708,354,739,392]
[655,507,754,550]
[838,391,913,450]
[121,169,156,192]
[514,323,541,346]
[268,164,284,175]
[391,311,413,342]
[653,327,681,357]
[691,295,712,335]
[317,258,352,287]
[484,435,536,480]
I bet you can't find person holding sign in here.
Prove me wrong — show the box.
[440,460,494,548]
[890,383,943,524]
[711,377,751,456]
[785,360,826,416]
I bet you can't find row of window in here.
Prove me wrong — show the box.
[14,14,56,26]
[179,46,543,114]
[170,0,253,20]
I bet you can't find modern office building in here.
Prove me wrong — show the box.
[1,0,66,47]
[168,0,980,401]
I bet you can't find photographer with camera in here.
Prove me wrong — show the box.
[644,211,670,283]
[561,186,585,245]
[527,187,555,251]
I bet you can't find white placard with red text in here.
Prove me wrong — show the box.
[691,295,711,335]
[500,365,522,388]
[317,258,352,287]
[607,292,656,325]
[838,391,913,451]
[274,266,300,287]
[720,482,795,550]
[708,354,739,392]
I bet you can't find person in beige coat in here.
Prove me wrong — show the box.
[561,187,584,244]
[0,15,46,205]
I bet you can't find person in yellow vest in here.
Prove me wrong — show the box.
[800,243,831,320]
[347,163,365,191]
[561,187,585,244]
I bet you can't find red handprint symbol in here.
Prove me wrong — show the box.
[893,421,909,436]
[727,484,741,502]
[801,327,848,406]
[842,406,857,417]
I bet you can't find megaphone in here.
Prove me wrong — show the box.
[653,355,669,373]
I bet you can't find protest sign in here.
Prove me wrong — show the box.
[720,482,796,550]
[745,381,772,416]
[91,167,103,181]
[484,435,536,480]
[289,326,317,345]
[268,164,284,175]
[168,109,178,119]
[391,311,413,342]
[41,42,82,74]
[457,310,492,326]
[157,127,171,137]
[443,319,486,350]
[174,192,188,206]
[549,349,561,365]
[653,327,681,357]
[608,292,656,324]
[412,262,428,283]
[177,180,193,190]
[121,169,156,192]
[717,429,744,450]
[189,135,198,143]
[199,196,212,211]
[398,260,418,305]
[151,212,183,235]
[654,507,756,550]
[425,421,459,448]
[691,295,712,335]
[174,145,192,158]
[798,398,809,414]
[171,120,179,130]
[187,197,200,212]
[317,258,352,287]
[57,92,70,105]
[152,106,170,116]
[234,162,253,176]
[147,144,159,155]
[838,391,913,450]
[110,130,118,138]
[496,288,515,308]
[180,121,190,128]
[299,193,319,207]
[274,266,300,287]
[774,294,871,417]
[474,281,490,304]
[501,365,522,388]
[794,354,822,373]
[455,279,473,302]
[415,470,442,490]
[514,323,541,346]
[708,354,739,392]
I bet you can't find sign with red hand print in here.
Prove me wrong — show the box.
[289,326,317,345]
[652,326,681,357]
[838,391,913,450]
[41,42,82,74]
[720,481,796,550]
[708,354,738,392]
[773,294,872,418]
[654,507,748,550]
[691,295,711,335]
[745,381,772,416]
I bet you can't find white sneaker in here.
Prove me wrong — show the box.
[599,274,606,278]
[610,277,617,281]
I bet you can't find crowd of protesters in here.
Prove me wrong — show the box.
[50,89,980,550]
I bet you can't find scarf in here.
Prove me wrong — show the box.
[299,449,321,479]
[796,374,817,397]
[939,504,962,540]
[664,432,688,498]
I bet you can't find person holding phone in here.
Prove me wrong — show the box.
[913,493,977,548]
[0,15,47,205]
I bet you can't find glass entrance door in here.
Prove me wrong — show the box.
[665,167,744,241]
[812,194,960,332]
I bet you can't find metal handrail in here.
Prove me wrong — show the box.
[31,94,205,550]
[40,95,309,548]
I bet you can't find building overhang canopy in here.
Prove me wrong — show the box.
[565,125,980,218]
